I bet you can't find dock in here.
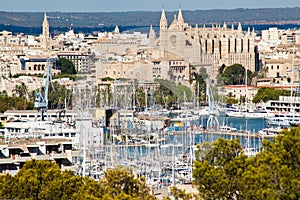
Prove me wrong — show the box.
[167,130,276,138]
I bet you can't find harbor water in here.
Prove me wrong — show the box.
[110,117,270,161]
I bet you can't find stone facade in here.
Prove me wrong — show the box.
[157,8,257,78]
[95,8,257,85]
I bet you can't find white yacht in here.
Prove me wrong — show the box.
[258,127,283,136]
[243,109,275,119]
[225,107,245,118]
[191,107,209,116]
[265,96,300,127]
[266,112,300,127]
[219,125,237,132]
[173,111,199,122]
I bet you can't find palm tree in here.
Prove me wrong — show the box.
[259,66,268,78]
[13,83,28,99]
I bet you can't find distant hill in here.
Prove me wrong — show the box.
[0,7,299,33]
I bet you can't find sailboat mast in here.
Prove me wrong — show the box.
[291,46,295,97]
[245,66,248,107]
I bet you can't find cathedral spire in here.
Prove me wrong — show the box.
[43,12,47,22]
[42,11,49,39]
[238,22,242,32]
[148,25,156,47]
[160,7,167,21]
[160,7,168,31]
[194,24,199,42]
[114,25,120,34]
[177,8,184,22]
[177,7,184,31]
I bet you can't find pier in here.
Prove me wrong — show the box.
[167,130,276,139]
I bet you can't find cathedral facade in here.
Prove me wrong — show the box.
[155,8,257,78]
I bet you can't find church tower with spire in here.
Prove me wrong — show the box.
[159,7,168,49]
[148,25,156,47]
[41,12,51,50]
[42,12,50,39]
[177,8,184,31]
[160,8,168,31]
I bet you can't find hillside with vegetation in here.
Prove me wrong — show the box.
[0,7,300,29]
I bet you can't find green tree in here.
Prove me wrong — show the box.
[175,84,192,103]
[0,160,154,200]
[99,166,155,200]
[193,139,247,199]
[193,128,300,199]
[165,186,193,200]
[47,82,71,109]
[154,79,177,108]
[135,87,147,109]
[258,66,268,78]
[190,72,206,102]
[13,82,28,99]
[221,64,254,85]
[240,128,300,199]
[252,87,290,103]
[199,67,208,80]
[153,83,175,108]
[0,90,33,112]
[58,58,77,74]
[225,92,238,105]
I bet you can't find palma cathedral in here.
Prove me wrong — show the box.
[150,8,257,79]
[94,8,259,85]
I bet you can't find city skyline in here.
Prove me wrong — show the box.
[2,0,300,12]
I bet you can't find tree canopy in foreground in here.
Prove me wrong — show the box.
[193,127,300,199]
[0,161,155,200]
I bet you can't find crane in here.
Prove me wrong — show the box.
[34,58,55,121]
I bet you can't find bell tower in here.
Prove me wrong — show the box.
[160,8,168,31]
[41,12,50,50]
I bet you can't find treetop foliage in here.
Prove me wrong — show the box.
[58,58,77,75]
[154,79,192,103]
[220,64,255,85]
[0,160,155,200]
[193,128,300,199]
[252,87,291,103]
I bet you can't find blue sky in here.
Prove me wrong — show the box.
[2,0,299,12]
